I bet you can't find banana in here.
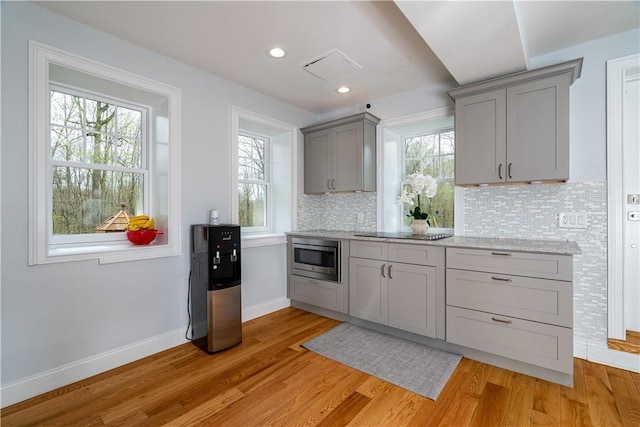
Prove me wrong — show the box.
[129,219,148,226]
[143,218,155,230]
[129,224,141,231]
[130,215,149,221]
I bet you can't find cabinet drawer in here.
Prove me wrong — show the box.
[447,269,572,327]
[446,248,572,281]
[290,275,345,313]
[446,306,573,374]
[350,240,388,260]
[389,243,440,266]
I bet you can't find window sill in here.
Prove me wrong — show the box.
[40,241,180,265]
[241,233,287,248]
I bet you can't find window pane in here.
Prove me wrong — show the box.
[422,156,439,177]
[51,126,84,162]
[50,91,82,128]
[117,107,142,138]
[238,135,265,181]
[238,183,266,228]
[430,181,455,228]
[441,131,455,154]
[117,137,142,168]
[52,166,143,235]
[86,132,114,165]
[441,154,455,178]
[85,98,116,134]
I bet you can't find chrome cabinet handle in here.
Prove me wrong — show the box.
[327,179,331,190]
[508,163,512,179]
[381,263,386,278]
[388,265,393,279]
[498,163,503,180]
[491,252,512,256]
[491,317,512,324]
[491,276,512,282]
[331,179,336,190]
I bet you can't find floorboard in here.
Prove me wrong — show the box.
[2,307,640,427]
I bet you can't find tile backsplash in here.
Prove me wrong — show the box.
[463,181,608,346]
[297,181,609,347]
[297,192,377,232]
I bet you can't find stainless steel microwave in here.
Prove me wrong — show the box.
[291,237,340,282]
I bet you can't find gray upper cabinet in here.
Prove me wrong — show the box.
[449,58,582,186]
[302,112,380,194]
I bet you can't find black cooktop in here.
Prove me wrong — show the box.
[353,232,452,241]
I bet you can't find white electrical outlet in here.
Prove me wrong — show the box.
[559,212,587,229]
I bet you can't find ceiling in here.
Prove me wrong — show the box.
[34,1,640,114]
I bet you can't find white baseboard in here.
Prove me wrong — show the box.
[1,327,187,408]
[574,338,640,372]
[1,298,291,408]
[243,297,291,322]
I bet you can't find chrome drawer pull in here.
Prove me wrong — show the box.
[491,317,512,324]
[388,264,393,279]
[491,252,512,256]
[381,263,386,278]
[491,276,512,282]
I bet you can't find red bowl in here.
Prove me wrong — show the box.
[127,229,161,245]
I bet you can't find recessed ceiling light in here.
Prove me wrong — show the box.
[268,47,286,58]
[336,86,351,94]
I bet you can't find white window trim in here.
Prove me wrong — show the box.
[376,107,464,235]
[29,41,182,264]
[230,107,298,245]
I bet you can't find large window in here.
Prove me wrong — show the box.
[30,42,181,264]
[238,132,270,231]
[50,87,147,237]
[401,128,455,229]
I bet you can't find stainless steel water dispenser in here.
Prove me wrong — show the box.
[190,224,242,353]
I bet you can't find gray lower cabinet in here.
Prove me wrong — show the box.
[445,247,573,374]
[289,275,345,313]
[349,241,439,337]
[302,112,379,194]
[449,58,582,185]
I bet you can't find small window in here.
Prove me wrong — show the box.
[237,132,270,231]
[401,128,455,229]
[29,42,181,264]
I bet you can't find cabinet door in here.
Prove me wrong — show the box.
[333,122,364,192]
[290,274,346,313]
[455,89,507,185]
[507,73,570,182]
[349,257,388,324]
[388,263,436,337]
[304,130,331,193]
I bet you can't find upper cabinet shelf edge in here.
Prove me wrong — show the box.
[447,58,583,100]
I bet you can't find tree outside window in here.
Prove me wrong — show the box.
[402,129,455,229]
[50,88,146,235]
[238,133,269,230]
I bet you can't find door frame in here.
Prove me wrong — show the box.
[607,53,640,340]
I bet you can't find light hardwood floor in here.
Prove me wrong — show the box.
[3,308,640,426]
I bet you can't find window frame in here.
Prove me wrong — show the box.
[399,126,455,231]
[48,83,151,245]
[237,131,271,233]
[377,107,464,235]
[29,41,182,264]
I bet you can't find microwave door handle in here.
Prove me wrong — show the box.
[294,244,336,252]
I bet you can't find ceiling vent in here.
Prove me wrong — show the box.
[302,49,362,81]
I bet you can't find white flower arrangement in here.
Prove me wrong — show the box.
[396,173,438,220]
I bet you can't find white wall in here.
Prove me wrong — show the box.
[529,29,640,183]
[0,2,316,405]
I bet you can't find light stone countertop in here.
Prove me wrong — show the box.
[286,230,582,256]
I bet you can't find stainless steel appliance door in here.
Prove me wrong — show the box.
[292,243,338,281]
[207,284,242,352]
